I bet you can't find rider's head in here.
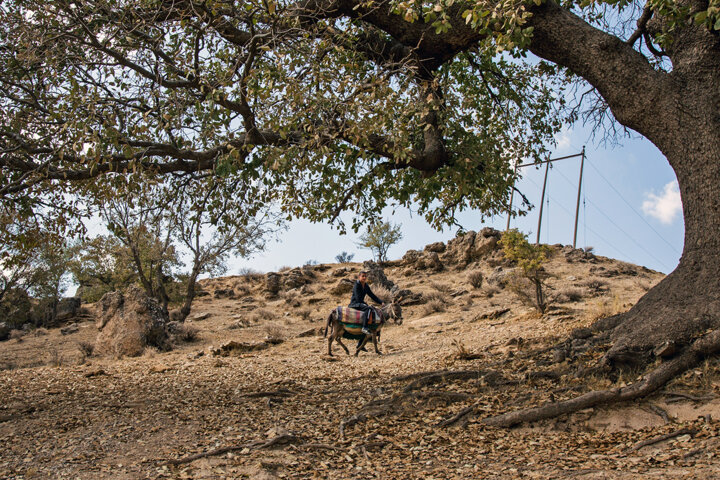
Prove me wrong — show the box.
[358,271,368,283]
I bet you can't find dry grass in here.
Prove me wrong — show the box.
[371,284,394,303]
[586,295,627,321]
[237,268,265,282]
[77,341,94,357]
[422,298,447,316]
[468,271,484,289]
[554,287,585,303]
[173,324,200,343]
[263,323,286,343]
[10,329,24,342]
[430,281,452,293]
[249,308,273,323]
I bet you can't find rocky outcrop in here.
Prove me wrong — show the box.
[441,227,501,267]
[55,297,82,323]
[331,278,355,295]
[265,272,281,295]
[363,261,397,293]
[94,287,170,358]
[283,268,310,289]
[402,227,502,270]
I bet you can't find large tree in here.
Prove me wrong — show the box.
[1,0,719,413]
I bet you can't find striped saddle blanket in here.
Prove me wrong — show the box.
[336,306,383,326]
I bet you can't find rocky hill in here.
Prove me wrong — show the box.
[1,230,719,479]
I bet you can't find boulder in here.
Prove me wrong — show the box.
[55,297,81,322]
[265,272,281,295]
[363,261,397,292]
[283,268,309,289]
[331,278,355,295]
[401,250,422,266]
[424,241,446,253]
[94,287,170,358]
[416,251,444,271]
[0,322,9,341]
[440,228,502,268]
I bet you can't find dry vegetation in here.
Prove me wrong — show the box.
[1,246,719,479]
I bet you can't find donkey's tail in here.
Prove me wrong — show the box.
[324,311,334,337]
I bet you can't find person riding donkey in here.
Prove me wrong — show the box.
[349,271,385,335]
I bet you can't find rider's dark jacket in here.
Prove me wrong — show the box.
[349,281,382,309]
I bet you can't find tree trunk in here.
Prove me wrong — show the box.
[177,265,201,323]
[601,134,720,366]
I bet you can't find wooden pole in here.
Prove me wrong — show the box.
[506,163,518,231]
[536,160,550,245]
[573,146,586,248]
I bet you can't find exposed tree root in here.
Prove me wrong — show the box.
[436,401,481,427]
[402,369,501,393]
[482,329,720,428]
[167,433,300,465]
[240,389,296,398]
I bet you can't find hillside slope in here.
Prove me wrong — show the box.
[1,237,719,479]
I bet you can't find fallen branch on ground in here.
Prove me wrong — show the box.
[481,329,720,428]
[629,427,696,451]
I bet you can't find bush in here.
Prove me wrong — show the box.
[173,324,200,343]
[335,251,355,263]
[430,281,452,293]
[77,341,94,357]
[422,299,447,316]
[500,230,551,313]
[238,267,265,281]
[468,271,484,289]
[554,287,584,303]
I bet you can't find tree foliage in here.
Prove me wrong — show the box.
[500,229,551,313]
[357,220,403,262]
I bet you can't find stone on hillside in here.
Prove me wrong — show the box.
[265,272,281,295]
[331,278,355,295]
[401,250,421,266]
[416,251,444,271]
[56,297,82,322]
[440,228,502,268]
[424,242,446,253]
[487,267,512,288]
[363,261,397,292]
[283,268,309,289]
[0,322,9,341]
[214,288,235,299]
[60,323,79,335]
[94,287,170,358]
[332,267,348,277]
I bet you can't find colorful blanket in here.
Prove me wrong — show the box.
[336,306,383,326]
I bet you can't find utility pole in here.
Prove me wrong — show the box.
[572,146,586,248]
[506,163,518,231]
[535,160,550,245]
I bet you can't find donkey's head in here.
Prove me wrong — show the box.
[382,302,403,325]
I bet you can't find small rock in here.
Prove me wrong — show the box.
[60,324,79,335]
[191,312,212,321]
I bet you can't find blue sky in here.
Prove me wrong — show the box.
[228,125,684,275]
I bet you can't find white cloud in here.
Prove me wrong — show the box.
[642,181,682,225]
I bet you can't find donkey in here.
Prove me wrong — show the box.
[324,302,402,356]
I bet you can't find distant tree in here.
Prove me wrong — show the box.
[67,235,137,303]
[500,229,551,314]
[173,178,281,321]
[335,251,355,263]
[357,221,403,263]
[100,195,181,311]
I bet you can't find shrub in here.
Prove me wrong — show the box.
[77,341,94,357]
[500,230,551,313]
[371,284,394,304]
[423,291,449,304]
[430,281,452,293]
[554,287,584,303]
[483,285,501,298]
[170,324,199,343]
[422,299,447,316]
[468,271,484,289]
[335,251,355,263]
[238,268,265,282]
[263,323,286,343]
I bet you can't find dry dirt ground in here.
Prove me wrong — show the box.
[1,246,720,479]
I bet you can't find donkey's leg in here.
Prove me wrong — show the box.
[371,333,382,355]
[335,336,350,355]
[355,335,370,356]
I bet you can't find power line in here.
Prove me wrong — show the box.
[585,159,681,256]
[551,165,675,271]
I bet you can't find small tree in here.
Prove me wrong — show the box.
[68,235,137,302]
[500,229,551,314]
[357,221,403,263]
[335,251,355,263]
